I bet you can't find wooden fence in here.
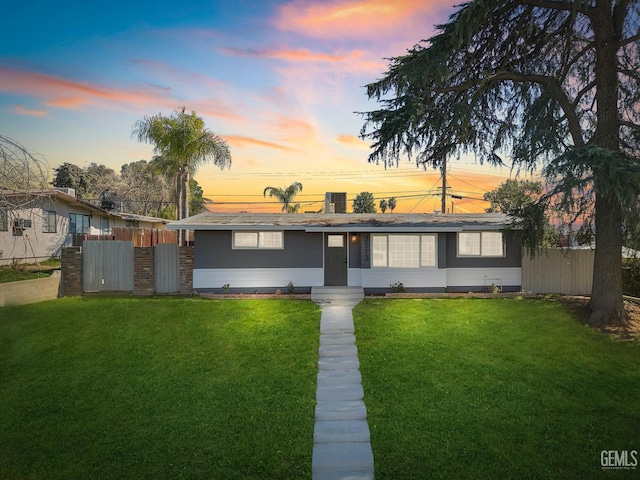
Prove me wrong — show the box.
[72,227,177,247]
[521,248,595,295]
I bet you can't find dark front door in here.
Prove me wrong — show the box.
[324,234,347,286]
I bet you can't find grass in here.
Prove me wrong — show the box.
[0,268,50,283]
[353,298,640,480]
[0,297,320,479]
[0,258,61,283]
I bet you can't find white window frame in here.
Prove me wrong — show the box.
[371,234,437,268]
[457,231,505,257]
[232,231,284,250]
[43,210,57,233]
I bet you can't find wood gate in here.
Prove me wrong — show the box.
[155,243,179,294]
[83,241,134,292]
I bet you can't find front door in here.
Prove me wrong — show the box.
[324,234,347,286]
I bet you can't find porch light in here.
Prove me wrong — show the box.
[351,234,358,243]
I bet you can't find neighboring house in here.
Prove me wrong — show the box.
[0,188,169,265]
[167,212,522,294]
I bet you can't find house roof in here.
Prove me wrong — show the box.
[2,189,106,213]
[166,212,512,232]
[2,189,169,224]
[111,212,170,224]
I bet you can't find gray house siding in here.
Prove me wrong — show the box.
[194,230,323,269]
[181,214,522,294]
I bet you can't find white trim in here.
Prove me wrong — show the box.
[360,268,446,288]
[446,267,521,287]
[193,268,324,289]
[348,268,362,287]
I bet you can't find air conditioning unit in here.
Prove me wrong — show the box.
[325,192,347,214]
[13,218,32,229]
[54,187,76,198]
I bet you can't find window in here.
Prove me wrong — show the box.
[101,217,110,234]
[0,211,7,231]
[233,231,283,249]
[327,235,344,247]
[69,213,90,234]
[420,235,436,267]
[126,219,139,228]
[43,211,57,233]
[372,234,437,268]
[458,232,504,257]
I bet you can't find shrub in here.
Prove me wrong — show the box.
[390,281,406,293]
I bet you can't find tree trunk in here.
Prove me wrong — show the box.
[181,169,190,246]
[175,171,183,246]
[588,1,624,322]
[589,188,624,323]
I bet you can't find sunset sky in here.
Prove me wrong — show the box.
[0,0,532,214]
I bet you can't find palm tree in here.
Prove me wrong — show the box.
[132,107,231,244]
[388,197,397,213]
[263,182,303,213]
[379,198,388,213]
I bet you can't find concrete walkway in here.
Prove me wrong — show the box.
[311,287,374,480]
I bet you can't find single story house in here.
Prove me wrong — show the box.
[0,188,169,265]
[167,212,522,294]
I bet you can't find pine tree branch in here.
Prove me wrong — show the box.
[620,121,640,132]
[520,0,589,13]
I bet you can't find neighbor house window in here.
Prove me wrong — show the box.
[233,231,283,249]
[101,217,110,234]
[372,234,437,268]
[43,211,57,233]
[458,231,504,257]
[69,213,90,234]
[0,211,7,231]
[126,219,139,228]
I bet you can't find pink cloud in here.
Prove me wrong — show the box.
[336,134,369,149]
[44,97,90,108]
[0,66,173,110]
[220,46,362,63]
[11,105,48,116]
[225,135,296,152]
[0,66,243,124]
[273,0,449,39]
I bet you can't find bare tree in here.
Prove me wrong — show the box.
[0,135,50,222]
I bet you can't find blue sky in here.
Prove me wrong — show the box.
[0,0,515,213]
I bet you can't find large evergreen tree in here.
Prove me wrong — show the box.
[361,0,639,323]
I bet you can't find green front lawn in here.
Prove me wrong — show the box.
[354,298,640,479]
[0,297,320,479]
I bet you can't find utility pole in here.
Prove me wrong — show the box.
[440,159,447,213]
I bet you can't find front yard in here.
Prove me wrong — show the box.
[354,298,640,479]
[0,297,320,479]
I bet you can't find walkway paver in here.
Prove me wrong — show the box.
[312,287,374,480]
